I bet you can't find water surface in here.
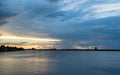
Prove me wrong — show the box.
[0,51,120,75]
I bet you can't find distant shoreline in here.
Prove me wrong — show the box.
[26,49,120,51]
[1,49,120,53]
[1,45,120,52]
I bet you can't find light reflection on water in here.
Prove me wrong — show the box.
[0,51,120,75]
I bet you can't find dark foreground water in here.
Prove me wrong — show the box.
[0,51,120,75]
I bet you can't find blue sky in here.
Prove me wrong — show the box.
[0,0,120,49]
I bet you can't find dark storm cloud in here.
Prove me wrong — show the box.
[20,0,58,19]
[40,16,120,49]
[0,12,19,26]
[0,21,7,26]
[0,0,20,26]
[1,0,120,49]
[0,10,19,20]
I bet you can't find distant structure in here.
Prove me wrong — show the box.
[95,47,98,50]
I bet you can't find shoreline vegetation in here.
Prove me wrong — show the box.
[0,45,24,52]
[0,45,120,52]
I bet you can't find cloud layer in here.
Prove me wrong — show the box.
[0,0,120,49]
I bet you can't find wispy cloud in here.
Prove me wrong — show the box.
[82,2,120,20]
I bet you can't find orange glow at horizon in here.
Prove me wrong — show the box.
[0,35,61,49]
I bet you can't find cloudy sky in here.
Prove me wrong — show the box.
[0,0,120,49]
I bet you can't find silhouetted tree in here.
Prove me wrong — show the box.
[0,45,25,52]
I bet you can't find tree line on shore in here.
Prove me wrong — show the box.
[0,45,100,52]
[0,45,24,52]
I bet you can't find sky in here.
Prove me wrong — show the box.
[0,0,120,49]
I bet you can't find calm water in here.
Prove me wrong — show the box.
[0,51,120,75]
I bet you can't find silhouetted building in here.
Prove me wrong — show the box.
[95,47,98,50]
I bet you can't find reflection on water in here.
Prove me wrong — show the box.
[0,51,120,75]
